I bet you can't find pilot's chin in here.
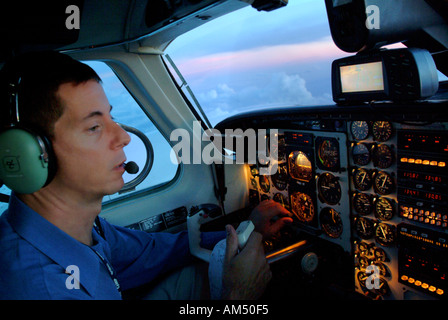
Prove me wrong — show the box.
[105,178,125,196]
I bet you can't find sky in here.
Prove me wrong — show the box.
[166,0,348,126]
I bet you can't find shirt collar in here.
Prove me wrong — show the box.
[6,193,102,298]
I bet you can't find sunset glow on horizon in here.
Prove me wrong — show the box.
[174,36,347,77]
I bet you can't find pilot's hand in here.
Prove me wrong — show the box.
[221,225,271,300]
[249,200,293,239]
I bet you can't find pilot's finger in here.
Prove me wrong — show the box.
[241,230,263,253]
[268,216,293,235]
[256,200,292,219]
[224,224,239,263]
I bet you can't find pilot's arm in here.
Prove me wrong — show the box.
[95,217,194,291]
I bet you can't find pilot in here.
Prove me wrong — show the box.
[0,52,292,300]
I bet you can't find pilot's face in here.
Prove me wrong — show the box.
[51,80,131,200]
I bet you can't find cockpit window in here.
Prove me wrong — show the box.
[164,0,347,127]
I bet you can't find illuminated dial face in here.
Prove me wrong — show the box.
[317,138,340,170]
[357,271,390,296]
[352,143,371,166]
[353,192,372,215]
[250,178,258,189]
[375,223,396,246]
[373,171,394,195]
[374,197,394,221]
[372,144,394,169]
[357,241,370,256]
[353,168,373,191]
[271,163,288,191]
[320,207,343,238]
[273,192,290,211]
[355,217,374,239]
[288,151,312,182]
[250,165,259,177]
[259,175,270,193]
[351,121,369,140]
[318,172,341,205]
[290,192,315,223]
[372,121,393,142]
[269,134,286,162]
[373,247,387,262]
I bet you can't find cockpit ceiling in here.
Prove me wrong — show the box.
[1,0,447,70]
[0,0,248,59]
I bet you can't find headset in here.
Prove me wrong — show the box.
[0,66,56,194]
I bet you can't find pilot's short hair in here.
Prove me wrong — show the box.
[0,51,101,139]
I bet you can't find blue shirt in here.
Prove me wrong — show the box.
[0,194,194,300]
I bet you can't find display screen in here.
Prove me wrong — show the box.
[340,61,385,93]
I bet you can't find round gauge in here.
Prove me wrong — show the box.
[250,178,258,189]
[259,175,270,193]
[288,151,313,182]
[373,247,387,262]
[355,217,374,239]
[269,134,286,162]
[374,197,394,221]
[320,207,343,238]
[353,192,372,215]
[318,172,341,205]
[357,241,370,256]
[374,262,388,276]
[372,144,394,169]
[353,167,373,191]
[373,171,394,195]
[261,194,270,201]
[357,271,389,296]
[250,165,259,177]
[359,257,370,269]
[351,121,370,140]
[290,192,315,223]
[375,223,396,247]
[271,163,288,191]
[352,143,371,166]
[374,278,389,296]
[357,271,368,289]
[273,192,290,210]
[372,121,393,142]
[317,138,340,170]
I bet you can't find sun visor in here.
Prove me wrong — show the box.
[324,0,448,53]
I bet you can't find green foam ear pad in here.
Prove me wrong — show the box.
[0,128,49,194]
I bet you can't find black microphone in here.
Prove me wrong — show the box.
[124,161,139,174]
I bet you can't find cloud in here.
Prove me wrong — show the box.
[198,72,333,126]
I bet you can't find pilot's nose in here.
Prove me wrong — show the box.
[112,122,131,149]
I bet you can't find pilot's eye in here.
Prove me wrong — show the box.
[88,125,100,132]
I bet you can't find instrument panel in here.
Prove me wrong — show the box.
[246,119,448,300]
